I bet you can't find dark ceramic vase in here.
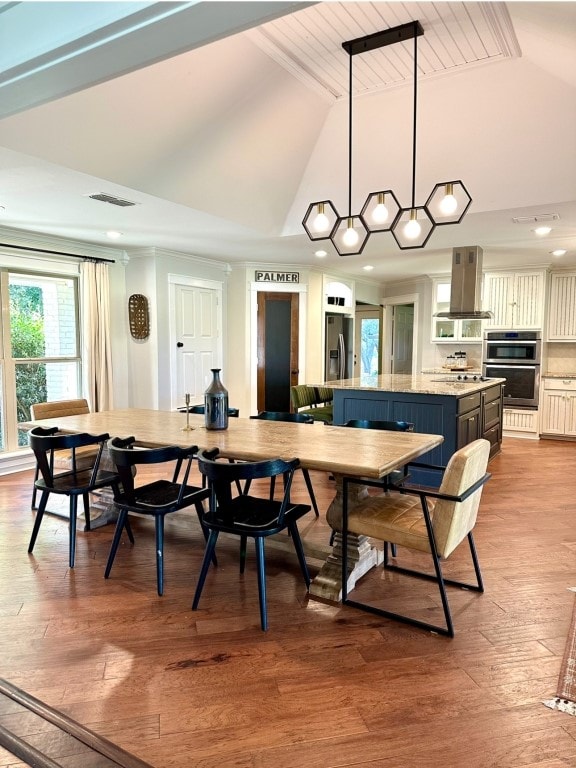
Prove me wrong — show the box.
[204,369,229,430]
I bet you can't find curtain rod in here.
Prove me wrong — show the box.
[0,242,115,264]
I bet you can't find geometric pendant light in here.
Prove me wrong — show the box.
[302,21,472,254]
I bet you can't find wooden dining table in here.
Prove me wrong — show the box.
[24,408,443,602]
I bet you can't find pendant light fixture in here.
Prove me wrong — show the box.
[302,21,472,253]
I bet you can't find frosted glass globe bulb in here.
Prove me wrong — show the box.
[342,225,359,247]
[440,194,458,215]
[404,217,422,240]
[313,212,330,232]
[372,203,389,224]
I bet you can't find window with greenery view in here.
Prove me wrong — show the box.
[0,271,80,451]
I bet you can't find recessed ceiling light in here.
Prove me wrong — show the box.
[106,230,122,239]
[363,265,374,271]
[314,249,327,257]
[551,249,567,257]
[534,226,552,236]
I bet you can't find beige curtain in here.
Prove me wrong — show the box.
[80,261,113,411]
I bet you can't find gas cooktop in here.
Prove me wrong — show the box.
[430,374,493,383]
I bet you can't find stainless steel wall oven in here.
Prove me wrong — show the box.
[482,330,541,409]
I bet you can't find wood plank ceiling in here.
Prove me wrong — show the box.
[249,1,521,100]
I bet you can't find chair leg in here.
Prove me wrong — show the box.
[254,537,268,631]
[383,542,397,561]
[31,466,39,509]
[302,469,320,517]
[468,532,484,593]
[194,502,217,567]
[69,495,78,568]
[28,490,49,554]
[104,509,130,580]
[82,492,91,531]
[239,534,248,574]
[155,515,165,596]
[342,482,456,637]
[192,530,219,611]
[288,521,310,589]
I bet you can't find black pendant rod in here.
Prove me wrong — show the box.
[0,242,115,264]
[347,50,353,218]
[410,21,418,210]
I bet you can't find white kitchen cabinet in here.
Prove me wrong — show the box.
[431,279,483,343]
[483,270,546,329]
[502,407,539,439]
[547,272,576,340]
[540,378,576,437]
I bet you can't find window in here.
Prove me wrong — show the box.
[0,270,81,451]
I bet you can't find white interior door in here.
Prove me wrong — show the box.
[170,281,221,410]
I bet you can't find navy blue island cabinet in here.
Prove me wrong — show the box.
[331,377,504,486]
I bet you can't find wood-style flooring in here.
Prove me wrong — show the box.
[1,437,576,767]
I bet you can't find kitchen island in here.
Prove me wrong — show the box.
[327,373,505,484]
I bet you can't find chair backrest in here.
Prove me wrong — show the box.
[314,386,334,404]
[196,448,299,518]
[290,385,333,411]
[432,439,491,558]
[29,426,110,488]
[107,437,198,505]
[251,411,314,424]
[344,419,414,432]
[290,385,316,410]
[30,399,90,420]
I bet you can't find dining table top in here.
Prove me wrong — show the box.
[23,408,444,479]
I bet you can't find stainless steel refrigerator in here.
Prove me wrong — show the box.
[325,313,353,381]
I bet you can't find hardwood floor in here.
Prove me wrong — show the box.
[1,437,576,767]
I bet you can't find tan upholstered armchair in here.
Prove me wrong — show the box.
[341,439,491,637]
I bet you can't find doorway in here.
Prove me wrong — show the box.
[391,304,414,374]
[382,294,419,375]
[169,276,222,411]
[257,292,299,412]
[354,305,382,377]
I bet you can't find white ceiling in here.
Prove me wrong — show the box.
[0,1,575,282]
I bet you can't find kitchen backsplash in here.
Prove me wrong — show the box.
[430,343,482,370]
[545,342,576,373]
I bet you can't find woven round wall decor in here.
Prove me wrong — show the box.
[128,294,150,340]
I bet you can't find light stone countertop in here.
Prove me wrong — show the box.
[542,372,576,379]
[323,374,506,397]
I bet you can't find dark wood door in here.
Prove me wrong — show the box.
[257,292,299,412]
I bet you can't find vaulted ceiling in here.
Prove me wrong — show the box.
[0,1,574,281]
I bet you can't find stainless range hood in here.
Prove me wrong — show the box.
[435,246,493,320]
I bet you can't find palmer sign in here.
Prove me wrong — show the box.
[255,271,299,283]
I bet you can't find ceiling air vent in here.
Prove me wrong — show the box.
[512,213,559,223]
[88,193,137,207]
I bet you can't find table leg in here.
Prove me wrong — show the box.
[308,474,383,603]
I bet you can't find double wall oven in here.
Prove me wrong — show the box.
[482,330,541,409]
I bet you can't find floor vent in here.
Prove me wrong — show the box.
[88,193,137,207]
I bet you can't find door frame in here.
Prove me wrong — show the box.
[249,282,308,417]
[168,274,223,411]
[382,293,419,375]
